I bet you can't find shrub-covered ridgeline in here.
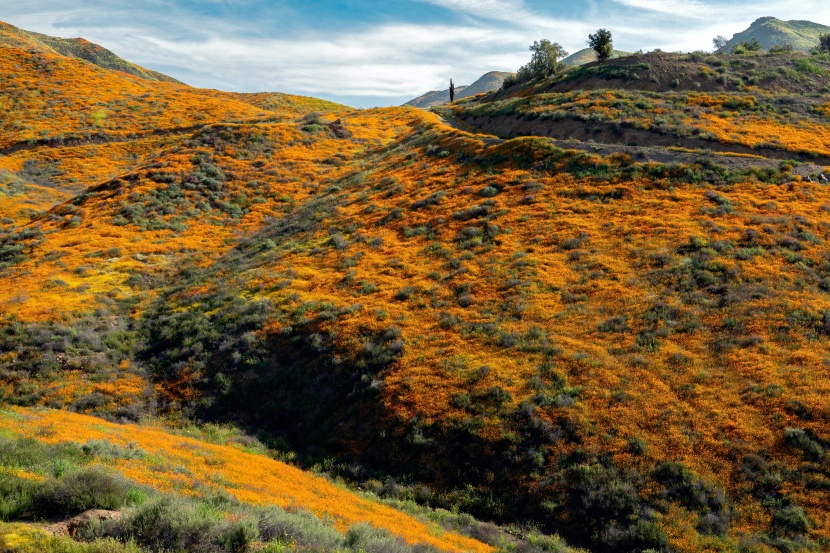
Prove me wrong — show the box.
[2,23,830,553]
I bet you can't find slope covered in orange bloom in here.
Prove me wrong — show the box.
[0,407,493,553]
[135,114,830,552]
[3,25,830,553]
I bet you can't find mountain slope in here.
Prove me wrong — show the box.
[0,20,182,83]
[723,16,830,52]
[404,84,468,108]
[0,41,273,151]
[461,71,514,97]
[405,71,512,108]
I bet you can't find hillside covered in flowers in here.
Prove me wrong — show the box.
[2,21,830,553]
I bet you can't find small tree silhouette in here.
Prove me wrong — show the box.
[588,29,613,61]
[449,79,455,103]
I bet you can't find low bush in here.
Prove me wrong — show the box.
[92,496,238,552]
[770,504,810,538]
[783,427,825,461]
[32,467,133,517]
[652,461,731,535]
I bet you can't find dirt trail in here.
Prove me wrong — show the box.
[436,111,826,177]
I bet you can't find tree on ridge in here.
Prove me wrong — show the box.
[588,28,613,61]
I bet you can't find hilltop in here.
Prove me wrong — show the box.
[405,71,513,108]
[0,21,182,83]
[722,17,830,53]
[523,50,830,95]
[3,21,830,553]
[561,48,631,67]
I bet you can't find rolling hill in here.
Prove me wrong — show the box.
[561,48,631,67]
[721,17,830,53]
[3,19,830,553]
[405,71,513,108]
[0,21,182,83]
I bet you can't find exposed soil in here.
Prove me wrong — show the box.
[44,509,121,537]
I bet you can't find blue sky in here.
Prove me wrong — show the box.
[3,1,829,107]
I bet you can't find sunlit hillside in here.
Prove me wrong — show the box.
[0,21,182,83]
[2,21,830,553]
[722,17,830,53]
[0,407,498,553]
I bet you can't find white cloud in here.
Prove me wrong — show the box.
[613,0,707,18]
[138,23,529,97]
[416,0,536,23]
[7,1,830,107]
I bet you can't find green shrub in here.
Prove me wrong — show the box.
[257,506,344,551]
[80,442,145,462]
[771,505,810,537]
[598,316,629,333]
[345,523,411,553]
[652,461,731,535]
[0,474,37,521]
[627,437,647,455]
[794,59,821,74]
[394,286,418,301]
[96,496,223,551]
[733,38,762,54]
[768,44,794,55]
[33,467,133,517]
[221,517,261,553]
[783,428,825,460]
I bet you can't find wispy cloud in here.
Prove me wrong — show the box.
[139,22,534,98]
[613,0,708,18]
[416,0,536,23]
[6,1,830,107]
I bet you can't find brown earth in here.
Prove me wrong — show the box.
[456,112,830,167]
[44,509,121,537]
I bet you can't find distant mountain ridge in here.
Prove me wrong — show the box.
[0,20,183,83]
[406,53,636,108]
[405,71,513,108]
[722,17,830,52]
